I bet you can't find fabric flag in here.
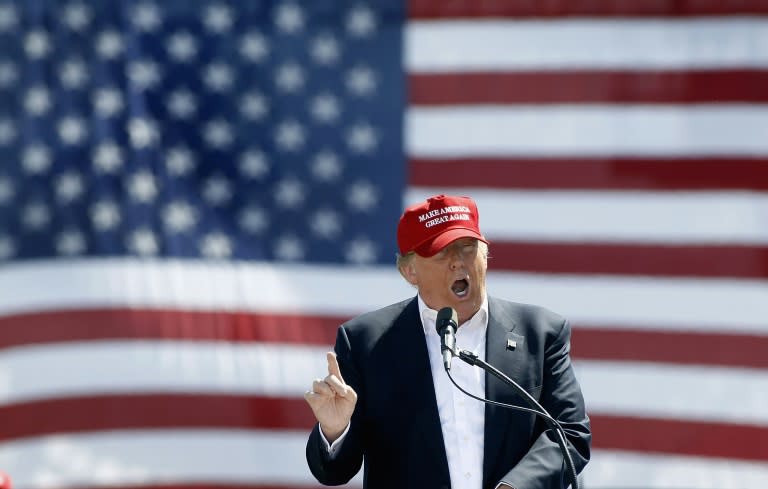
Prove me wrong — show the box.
[1,1,767,489]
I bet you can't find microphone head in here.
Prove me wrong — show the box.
[436,306,458,334]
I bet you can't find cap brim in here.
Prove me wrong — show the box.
[414,228,488,257]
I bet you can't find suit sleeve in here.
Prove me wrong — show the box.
[306,325,366,485]
[498,319,592,489]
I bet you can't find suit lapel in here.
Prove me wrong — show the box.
[482,297,519,486]
[393,297,451,482]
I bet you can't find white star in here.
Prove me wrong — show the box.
[0,176,14,204]
[60,59,89,90]
[0,62,18,88]
[132,2,162,32]
[165,146,196,176]
[0,118,16,146]
[345,237,377,264]
[239,150,269,179]
[274,3,304,34]
[200,232,232,259]
[126,170,158,203]
[128,228,159,256]
[238,206,269,234]
[346,65,377,96]
[127,60,161,90]
[275,62,305,93]
[0,4,19,33]
[347,180,378,211]
[166,31,198,63]
[96,30,124,60]
[24,86,52,116]
[310,93,341,123]
[90,200,121,230]
[92,141,123,173]
[310,209,342,239]
[202,175,232,206]
[274,235,304,261]
[21,145,52,174]
[128,117,159,149]
[92,87,124,118]
[166,88,197,119]
[346,122,378,154]
[203,62,235,92]
[58,116,88,145]
[56,230,86,256]
[239,32,269,63]
[162,201,197,233]
[55,171,84,203]
[310,34,340,65]
[274,178,305,208]
[0,235,14,260]
[240,92,269,121]
[22,202,51,230]
[347,5,377,37]
[203,119,234,149]
[62,3,92,32]
[25,30,51,59]
[274,120,305,151]
[203,3,233,34]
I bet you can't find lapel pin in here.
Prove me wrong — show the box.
[506,339,517,351]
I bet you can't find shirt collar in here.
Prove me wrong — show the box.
[418,294,489,338]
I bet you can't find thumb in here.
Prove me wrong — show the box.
[327,351,344,383]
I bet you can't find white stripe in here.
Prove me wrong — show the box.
[407,105,768,157]
[586,449,768,489]
[407,187,768,245]
[0,429,362,489]
[577,361,768,426]
[486,272,768,333]
[0,341,329,406]
[406,19,768,71]
[1,260,767,332]
[4,342,768,426]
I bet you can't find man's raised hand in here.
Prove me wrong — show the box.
[304,351,358,443]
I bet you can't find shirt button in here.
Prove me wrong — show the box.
[465,472,471,478]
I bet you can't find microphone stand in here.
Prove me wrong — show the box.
[446,348,580,489]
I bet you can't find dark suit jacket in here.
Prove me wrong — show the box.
[307,296,591,489]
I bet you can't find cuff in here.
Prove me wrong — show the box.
[318,422,351,457]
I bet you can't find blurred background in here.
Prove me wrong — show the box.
[1,1,767,488]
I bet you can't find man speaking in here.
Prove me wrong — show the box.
[304,194,591,489]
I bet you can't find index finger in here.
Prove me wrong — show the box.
[327,351,344,383]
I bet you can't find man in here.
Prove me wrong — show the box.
[305,194,591,489]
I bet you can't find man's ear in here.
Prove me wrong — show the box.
[400,261,418,286]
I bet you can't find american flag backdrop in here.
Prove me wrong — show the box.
[1,1,768,488]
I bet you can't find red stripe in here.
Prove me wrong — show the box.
[0,394,315,442]
[590,414,768,462]
[572,328,768,369]
[2,394,766,462]
[65,486,330,489]
[489,241,768,279]
[408,0,768,18]
[23,481,328,489]
[409,157,768,191]
[3,310,767,369]
[409,71,768,104]
[0,309,343,350]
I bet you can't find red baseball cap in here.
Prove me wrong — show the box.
[397,194,488,257]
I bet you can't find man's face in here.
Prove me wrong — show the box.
[404,237,487,324]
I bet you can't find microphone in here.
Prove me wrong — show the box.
[436,307,458,370]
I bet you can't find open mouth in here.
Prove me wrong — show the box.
[451,278,469,298]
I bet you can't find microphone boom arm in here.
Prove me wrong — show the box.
[450,349,580,489]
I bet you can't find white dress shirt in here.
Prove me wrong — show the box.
[320,296,493,489]
[419,295,488,489]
